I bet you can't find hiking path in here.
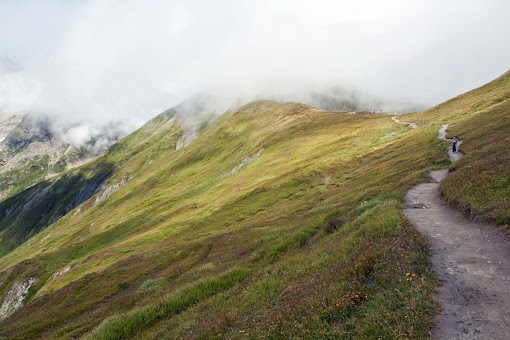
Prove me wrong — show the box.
[404,124,510,339]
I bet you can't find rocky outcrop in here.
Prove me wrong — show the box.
[0,113,24,142]
[229,148,264,175]
[0,277,38,320]
[175,131,198,150]
[52,266,70,280]
[0,113,127,202]
[3,115,52,151]
[94,175,132,205]
[0,163,114,257]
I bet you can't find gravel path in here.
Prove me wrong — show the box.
[404,125,510,339]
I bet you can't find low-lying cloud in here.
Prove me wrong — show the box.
[1,0,509,129]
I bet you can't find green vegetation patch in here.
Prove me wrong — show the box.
[138,277,166,293]
[153,200,438,339]
[440,89,510,225]
[2,67,509,339]
[0,101,447,338]
[86,267,250,340]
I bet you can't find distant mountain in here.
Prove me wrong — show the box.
[0,113,126,201]
[0,113,24,142]
[302,86,427,113]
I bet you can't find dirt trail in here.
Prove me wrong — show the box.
[404,125,510,339]
[391,115,418,129]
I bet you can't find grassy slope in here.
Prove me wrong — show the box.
[0,107,185,257]
[0,69,508,339]
[0,101,445,339]
[405,70,510,225]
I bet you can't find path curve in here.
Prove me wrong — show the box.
[437,124,463,162]
[404,125,510,339]
[391,115,418,129]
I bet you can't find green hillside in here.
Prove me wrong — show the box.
[0,70,508,339]
[404,70,510,224]
[0,96,222,257]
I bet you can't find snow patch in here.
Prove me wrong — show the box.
[0,277,39,320]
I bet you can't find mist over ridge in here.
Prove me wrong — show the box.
[1,0,509,137]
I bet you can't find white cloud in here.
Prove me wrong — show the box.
[0,71,41,114]
[0,0,509,127]
[62,125,93,146]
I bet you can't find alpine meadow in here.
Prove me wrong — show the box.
[0,67,508,339]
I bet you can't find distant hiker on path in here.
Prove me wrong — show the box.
[452,136,458,152]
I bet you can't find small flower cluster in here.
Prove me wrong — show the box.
[405,272,416,281]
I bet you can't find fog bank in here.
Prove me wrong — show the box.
[1,0,509,128]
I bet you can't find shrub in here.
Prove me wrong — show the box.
[323,218,344,233]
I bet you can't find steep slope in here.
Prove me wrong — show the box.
[404,70,510,224]
[0,100,446,339]
[0,70,508,339]
[0,114,125,201]
[0,161,114,257]
[0,96,224,258]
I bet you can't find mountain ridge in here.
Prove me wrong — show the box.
[0,70,508,339]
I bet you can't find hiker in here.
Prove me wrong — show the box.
[452,136,458,153]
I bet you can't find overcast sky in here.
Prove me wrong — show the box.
[0,0,509,126]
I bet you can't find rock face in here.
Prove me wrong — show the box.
[0,277,38,320]
[53,266,70,280]
[0,163,114,256]
[175,130,198,150]
[3,115,52,150]
[0,113,126,201]
[94,175,132,205]
[229,148,264,175]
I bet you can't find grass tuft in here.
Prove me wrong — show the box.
[137,278,166,293]
[85,267,250,340]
